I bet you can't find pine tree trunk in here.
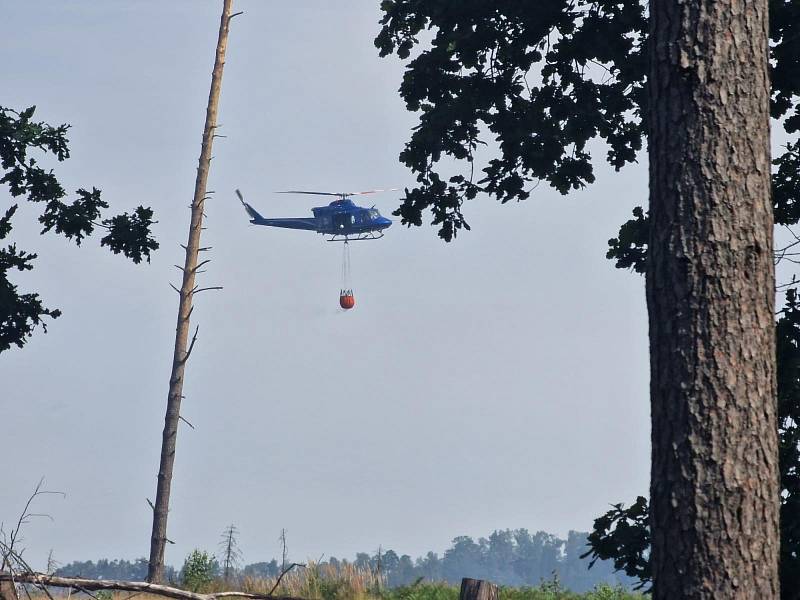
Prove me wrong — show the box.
[647,1,779,597]
[147,0,235,583]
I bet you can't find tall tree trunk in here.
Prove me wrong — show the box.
[148,0,235,583]
[647,1,779,598]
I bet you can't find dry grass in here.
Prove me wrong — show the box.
[237,561,384,600]
[21,562,383,600]
[21,566,642,600]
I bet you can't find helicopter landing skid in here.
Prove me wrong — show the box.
[326,231,385,242]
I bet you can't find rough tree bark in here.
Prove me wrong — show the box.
[647,1,779,598]
[148,0,235,583]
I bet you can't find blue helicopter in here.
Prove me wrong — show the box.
[235,188,394,241]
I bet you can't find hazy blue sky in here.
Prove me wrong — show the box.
[1,1,649,570]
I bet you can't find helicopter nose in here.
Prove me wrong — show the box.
[379,216,392,228]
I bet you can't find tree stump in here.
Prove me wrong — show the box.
[459,578,498,600]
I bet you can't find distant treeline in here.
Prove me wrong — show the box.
[54,558,175,583]
[56,529,635,593]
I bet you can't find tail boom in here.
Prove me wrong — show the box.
[236,189,317,230]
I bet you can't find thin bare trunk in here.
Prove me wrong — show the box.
[148,0,235,583]
[647,0,779,597]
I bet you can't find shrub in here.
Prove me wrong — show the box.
[181,550,219,592]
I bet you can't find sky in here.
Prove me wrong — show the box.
[0,1,650,570]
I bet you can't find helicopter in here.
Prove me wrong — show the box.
[235,188,394,241]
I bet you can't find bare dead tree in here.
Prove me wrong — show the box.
[0,482,64,600]
[148,0,239,583]
[219,525,242,583]
[45,550,59,576]
[258,530,305,596]
[1,480,64,572]
[278,530,287,574]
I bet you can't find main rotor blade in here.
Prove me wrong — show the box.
[350,188,400,195]
[235,189,245,202]
[275,190,344,196]
[274,188,400,198]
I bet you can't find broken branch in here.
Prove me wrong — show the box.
[268,564,305,597]
[181,326,200,363]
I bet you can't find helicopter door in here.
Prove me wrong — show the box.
[332,212,350,231]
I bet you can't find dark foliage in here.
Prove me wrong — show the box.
[377,1,799,246]
[770,0,800,125]
[775,141,800,227]
[775,289,800,596]
[38,186,107,244]
[376,0,647,241]
[100,206,159,264]
[605,207,647,274]
[0,105,158,351]
[581,497,649,591]
[0,204,61,352]
[604,0,799,269]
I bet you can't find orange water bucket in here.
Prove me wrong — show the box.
[340,290,355,310]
